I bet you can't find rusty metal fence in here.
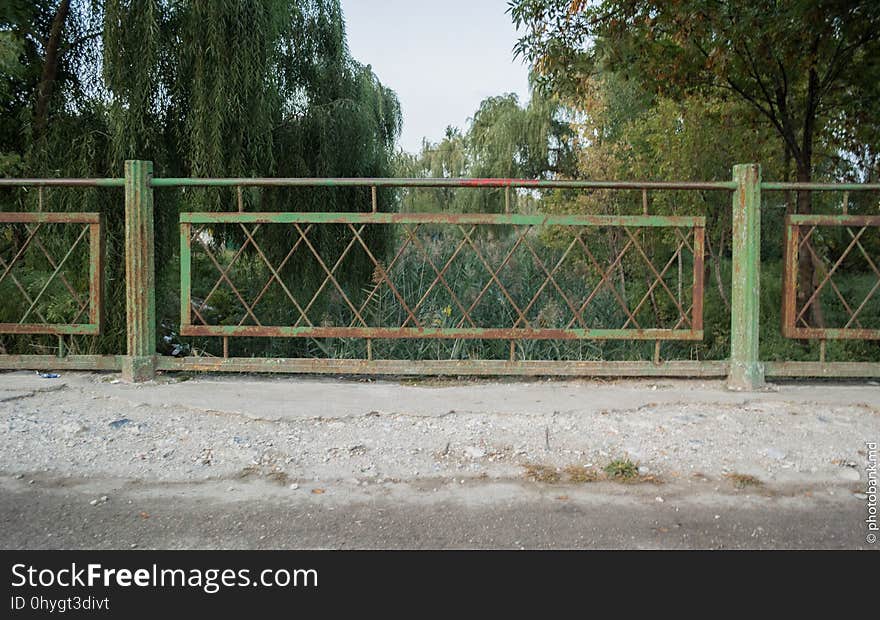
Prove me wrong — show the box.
[178,212,705,341]
[1,162,878,388]
[0,211,104,336]
[0,177,122,370]
[782,214,880,340]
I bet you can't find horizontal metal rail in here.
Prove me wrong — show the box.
[1,354,876,379]
[181,326,701,341]
[0,178,124,187]
[3,177,879,191]
[0,324,102,335]
[156,358,878,378]
[181,212,703,227]
[0,212,101,224]
[155,177,738,190]
[0,355,122,371]
[762,182,880,191]
[788,214,880,226]
[158,357,727,376]
[763,362,880,378]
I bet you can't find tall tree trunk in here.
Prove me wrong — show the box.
[34,0,71,138]
[705,228,729,311]
[783,143,793,216]
[794,63,825,330]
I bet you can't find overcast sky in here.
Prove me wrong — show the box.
[340,0,532,153]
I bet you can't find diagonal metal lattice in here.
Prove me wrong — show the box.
[0,213,103,336]
[180,211,705,344]
[782,214,880,339]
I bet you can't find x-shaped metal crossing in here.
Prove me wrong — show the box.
[783,215,880,339]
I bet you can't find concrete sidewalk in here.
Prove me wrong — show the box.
[33,372,880,420]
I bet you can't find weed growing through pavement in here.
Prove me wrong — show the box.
[603,458,639,481]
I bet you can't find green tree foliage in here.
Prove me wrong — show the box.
[511,0,880,329]
[1,0,401,355]
[100,1,400,179]
[396,92,574,213]
[469,92,574,179]
[396,126,468,213]
[511,0,880,184]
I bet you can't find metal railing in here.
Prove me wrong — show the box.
[178,211,706,341]
[782,214,880,340]
[1,162,878,387]
[0,211,104,335]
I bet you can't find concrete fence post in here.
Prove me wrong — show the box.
[727,163,764,391]
[122,160,156,382]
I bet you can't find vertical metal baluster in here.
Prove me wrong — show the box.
[368,185,376,362]
[644,189,661,362]
[233,185,242,360]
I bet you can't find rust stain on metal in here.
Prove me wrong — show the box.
[156,357,730,377]
[691,226,705,331]
[180,325,703,341]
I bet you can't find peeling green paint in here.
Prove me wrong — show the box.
[123,160,157,381]
[728,164,764,390]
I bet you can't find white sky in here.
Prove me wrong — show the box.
[340,0,531,153]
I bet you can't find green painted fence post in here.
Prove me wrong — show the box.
[728,163,764,391]
[122,160,157,382]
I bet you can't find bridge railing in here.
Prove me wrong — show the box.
[1,162,878,387]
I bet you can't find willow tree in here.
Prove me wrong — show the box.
[1,0,401,354]
[397,93,575,214]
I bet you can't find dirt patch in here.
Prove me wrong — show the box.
[523,463,561,483]
[563,465,601,483]
[725,473,764,489]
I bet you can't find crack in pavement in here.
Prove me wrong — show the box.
[0,383,67,403]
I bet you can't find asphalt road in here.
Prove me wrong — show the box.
[0,476,873,550]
